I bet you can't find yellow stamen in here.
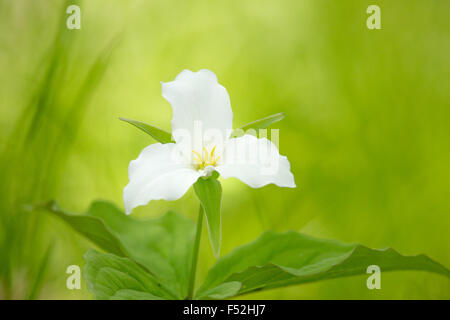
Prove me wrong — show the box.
[192,150,202,160]
[192,145,220,170]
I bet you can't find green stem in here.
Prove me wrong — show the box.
[187,205,203,300]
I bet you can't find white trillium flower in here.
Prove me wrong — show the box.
[124,69,296,214]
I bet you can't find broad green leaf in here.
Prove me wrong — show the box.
[119,117,173,143]
[195,281,241,300]
[42,201,128,257]
[231,112,285,138]
[43,200,195,299]
[196,231,450,298]
[83,249,170,300]
[193,177,222,257]
[86,201,195,299]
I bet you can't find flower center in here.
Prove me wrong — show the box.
[192,146,220,170]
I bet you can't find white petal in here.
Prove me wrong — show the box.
[161,69,233,145]
[216,135,296,188]
[123,143,201,214]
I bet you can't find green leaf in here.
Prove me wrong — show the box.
[86,201,195,298]
[195,281,241,300]
[196,231,450,299]
[231,112,285,138]
[119,117,173,143]
[83,249,169,300]
[42,200,195,299]
[42,201,128,257]
[193,177,223,257]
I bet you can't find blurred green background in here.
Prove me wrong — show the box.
[0,0,449,299]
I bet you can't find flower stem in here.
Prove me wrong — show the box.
[187,204,203,299]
